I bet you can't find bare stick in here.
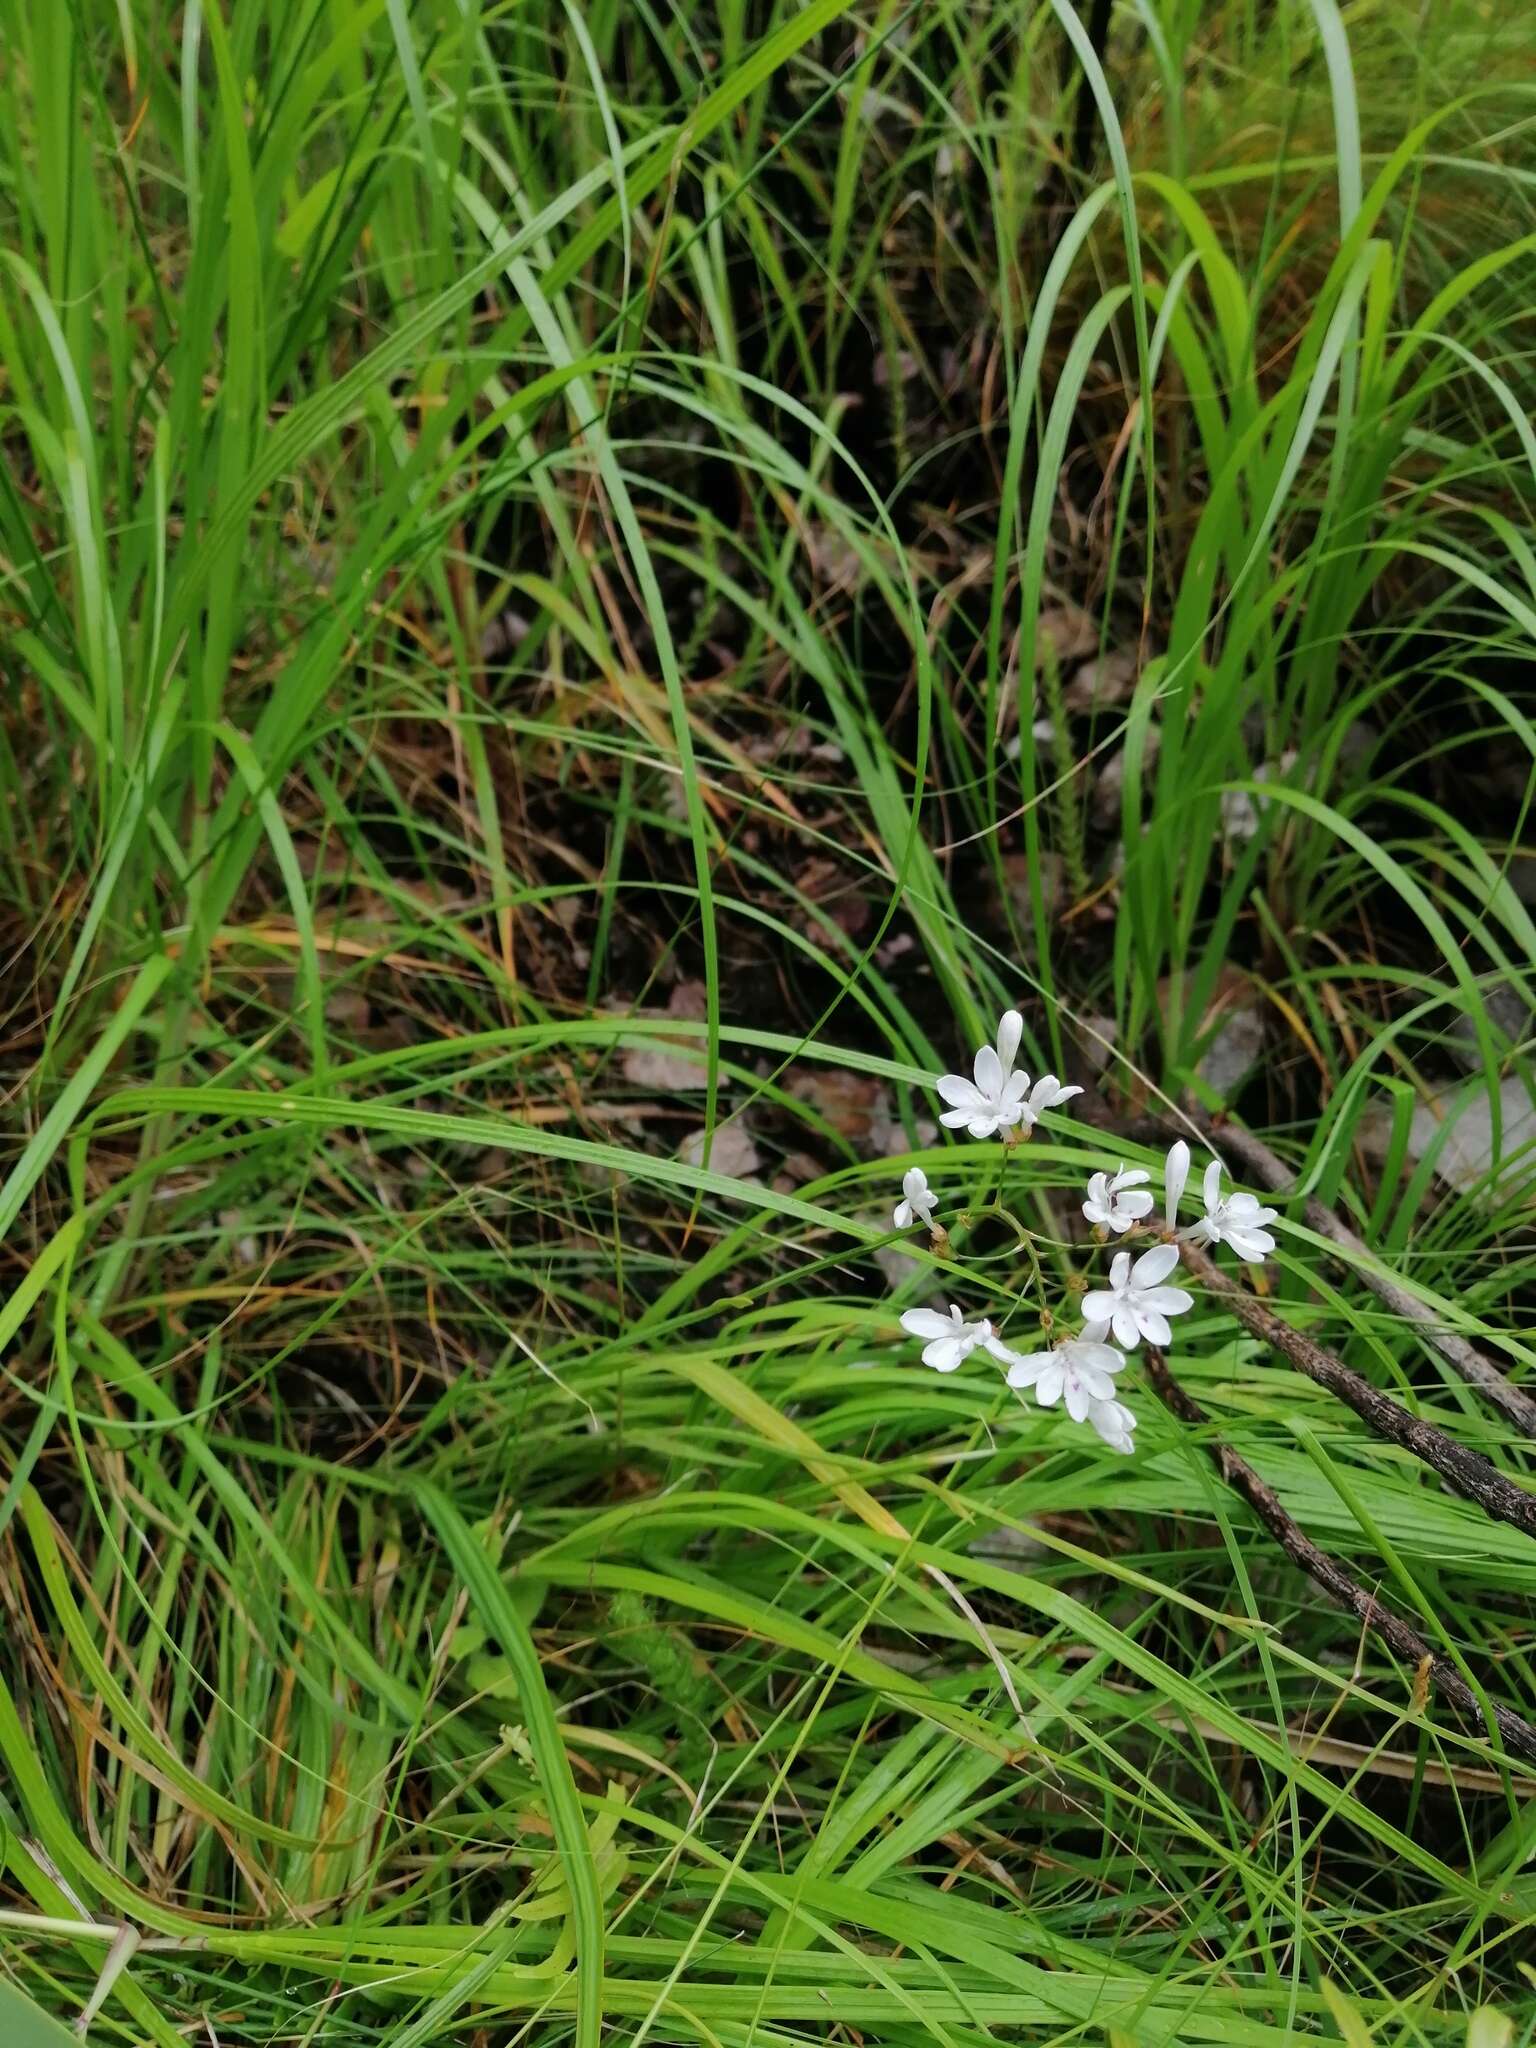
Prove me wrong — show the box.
[1175,1237,1536,1541]
[1143,1347,1536,1767]
[1184,1112,1536,1439]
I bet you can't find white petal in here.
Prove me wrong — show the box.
[1075,1361,1117,1401]
[939,1106,974,1129]
[1132,1241,1182,1288]
[1202,1158,1224,1213]
[1089,1397,1137,1453]
[973,1044,1004,1095]
[966,1113,1001,1140]
[999,1071,1029,1107]
[1165,1140,1189,1226]
[982,1333,1024,1367]
[903,1167,927,1199]
[1064,1375,1091,1423]
[1108,1249,1132,1291]
[996,1009,1023,1074]
[1079,1289,1117,1325]
[1118,1190,1154,1219]
[936,1074,983,1110]
[1070,1342,1125,1376]
[1140,1285,1193,1317]
[1227,1230,1274,1262]
[894,1200,913,1229]
[1138,1309,1172,1347]
[922,1337,968,1371]
[1080,1317,1116,1345]
[901,1307,956,1339]
[1087,1172,1109,1204]
[1111,1304,1141,1350]
[1005,1351,1046,1388]
[1112,1167,1151,1191]
[1034,1362,1065,1406]
[1082,1198,1110,1227]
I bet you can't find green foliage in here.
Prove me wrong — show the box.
[1,1,1534,2043]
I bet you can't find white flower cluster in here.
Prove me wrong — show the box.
[891,1014,1280,1457]
[934,1009,1082,1140]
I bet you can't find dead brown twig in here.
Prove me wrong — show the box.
[1178,1236,1536,1543]
[1128,1109,1536,1438]
[1142,1346,1536,1767]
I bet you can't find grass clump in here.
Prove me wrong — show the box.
[2,2,1536,2043]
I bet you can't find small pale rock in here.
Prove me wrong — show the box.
[880,1115,938,1159]
[1197,1005,1267,1099]
[679,1123,762,1180]
[622,1044,706,1090]
[1065,647,1138,712]
[1447,987,1530,1071]
[619,983,710,1089]
[1409,1079,1536,1199]
[1076,1014,1118,1075]
[1037,603,1098,665]
[1220,753,1297,842]
[1005,850,1066,923]
[874,1241,923,1290]
[789,1068,894,1150]
[967,1525,1047,1572]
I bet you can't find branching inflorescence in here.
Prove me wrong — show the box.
[896,1010,1277,1455]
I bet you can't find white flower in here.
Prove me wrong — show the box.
[1082,1164,1153,1234]
[1081,1241,1194,1350]
[935,1009,1028,1139]
[1017,1072,1084,1128]
[1164,1140,1190,1230]
[893,1167,938,1231]
[1006,1323,1125,1421]
[899,1303,1021,1374]
[1086,1395,1138,1455]
[934,1010,1083,1140]
[1190,1159,1277,1262]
